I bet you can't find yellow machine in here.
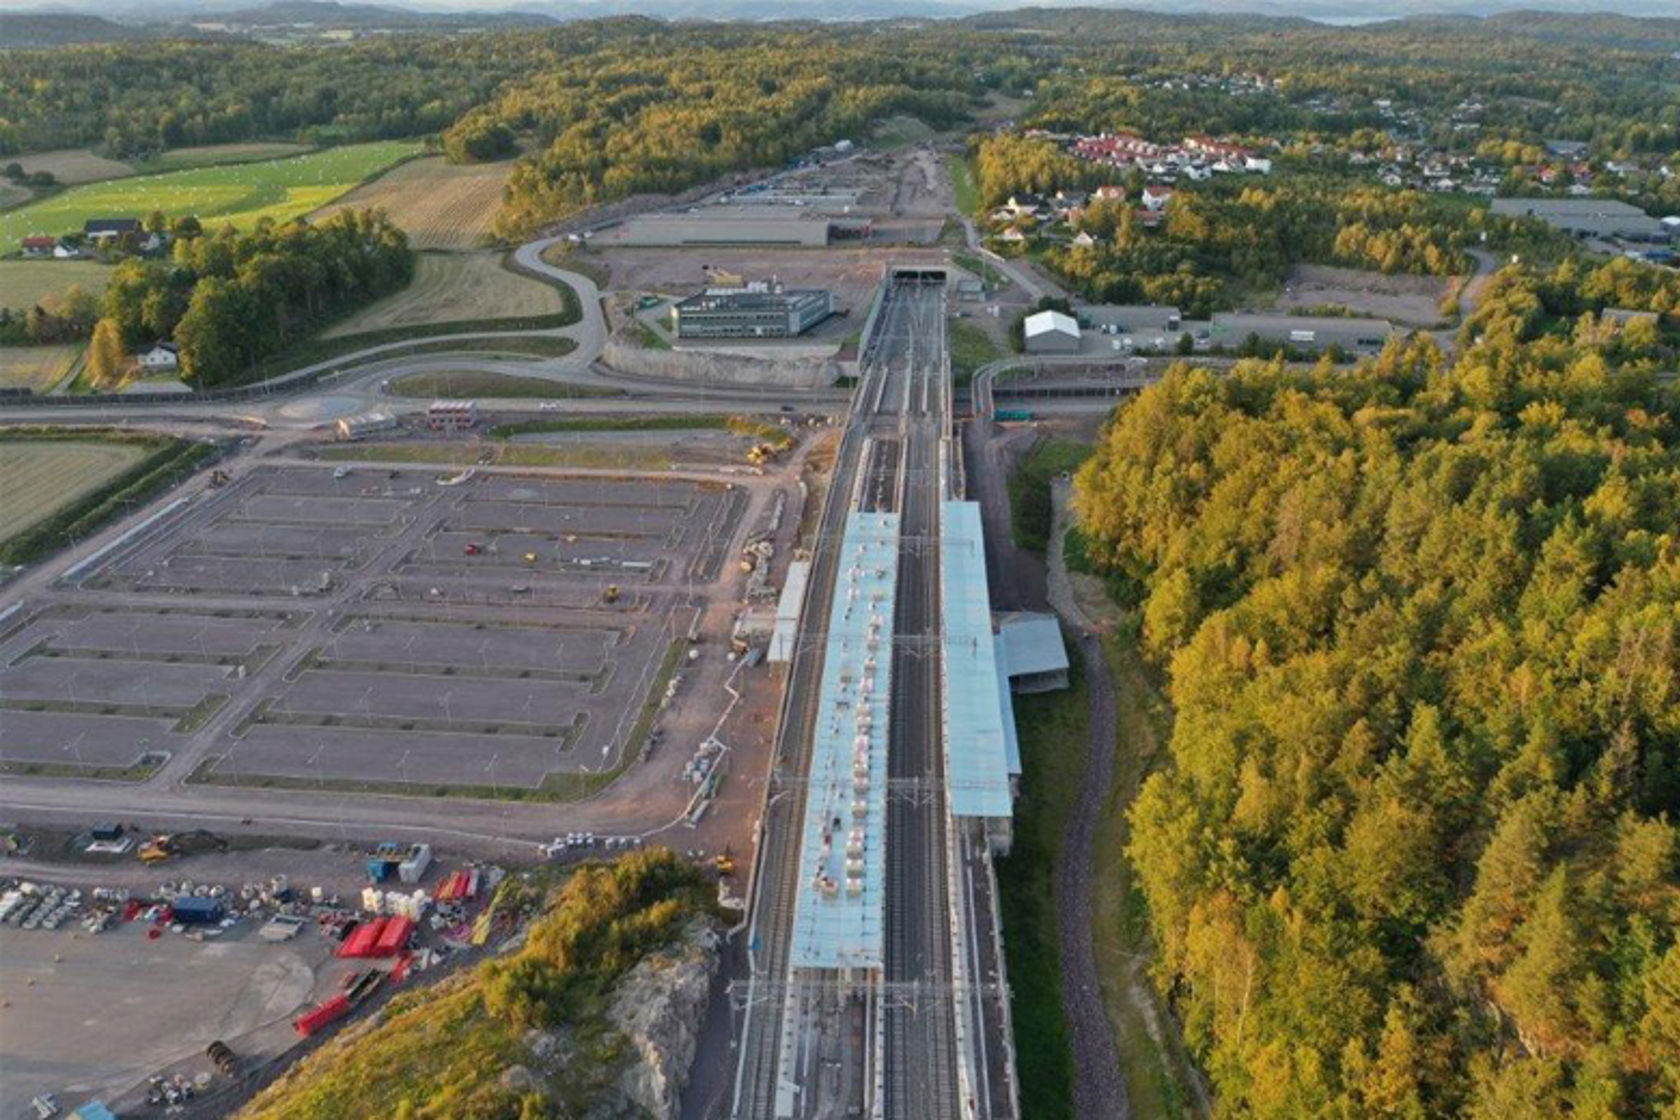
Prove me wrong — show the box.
[604,584,621,604]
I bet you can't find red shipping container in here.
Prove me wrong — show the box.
[337,918,385,959]
[293,994,352,1037]
[374,916,414,957]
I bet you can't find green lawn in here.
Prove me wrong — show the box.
[0,140,422,252]
[998,639,1087,1120]
[948,318,1004,385]
[385,368,603,399]
[950,155,980,216]
[1009,438,1093,552]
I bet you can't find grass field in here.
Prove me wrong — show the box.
[8,149,134,186]
[0,183,33,210]
[949,318,1004,385]
[0,260,113,309]
[0,344,80,392]
[0,140,423,252]
[0,440,147,540]
[319,441,674,471]
[950,155,980,216]
[131,141,314,173]
[385,368,598,399]
[871,114,938,150]
[311,156,511,249]
[324,251,561,337]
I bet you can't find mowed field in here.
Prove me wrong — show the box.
[0,345,80,392]
[0,439,146,540]
[0,260,114,308]
[7,148,135,186]
[132,141,314,173]
[311,156,510,249]
[324,251,561,336]
[0,140,423,252]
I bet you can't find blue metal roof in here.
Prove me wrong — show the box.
[940,501,1015,819]
[993,642,1022,777]
[997,613,1069,679]
[788,511,897,971]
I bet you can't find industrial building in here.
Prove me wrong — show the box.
[426,400,477,432]
[607,207,833,248]
[1081,304,1182,335]
[1490,198,1667,241]
[672,285,835,340]
[335,411,398,440]
[1209,313,1394,353]
[1023,309,1082,354]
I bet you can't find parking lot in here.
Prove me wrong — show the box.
[0,465,747,795]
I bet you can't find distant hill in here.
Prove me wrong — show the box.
[0,12,158,45]
[211,0,554,28]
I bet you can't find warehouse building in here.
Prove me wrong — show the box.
[608,207,833,247]
[1023,309,1081,354]
[1081,304,1182,335]
[1490,198,1667,241]
[672,285,835,339]
[994,613,1070,694]
[1210,313,1394,354]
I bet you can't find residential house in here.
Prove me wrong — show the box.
[1072,230,1099,249]
[137,343,179,372]
[1141,185,1175,212]
[52,242,82,259]
[1004,194,1045,219]
[84,218,140,242]
[20,236,56,258]
[1091,185,1126,203]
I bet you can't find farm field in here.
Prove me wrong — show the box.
[0,439,146,540]
[311,156,510,249]
[0,260,114,309]
[132,141,314,173]
[324,251,562,337]
[0,345,80,392]
[7,148,134,186]
[0,183,33,210]
[0,140,423,252]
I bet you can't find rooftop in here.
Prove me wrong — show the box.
[1024,309,1080,339]
[941,501,1015,820]
[788,511,897,971]
[675,287,831,314]
[996,613,1069,679]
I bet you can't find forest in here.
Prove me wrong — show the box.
[87,209,410,388]
[1071,298,1680,1115]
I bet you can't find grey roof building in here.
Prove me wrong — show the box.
[608,207,832,247]
[672,286,834,339]
[1490,198,1666,241]
[1081,304,1183,334]
[1023,309,1081,353]
[1210,313,1394,353]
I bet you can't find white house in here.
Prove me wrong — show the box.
[1072,230,1098,248]
[1244,156,1273,174]
[137,343,179,372]
[1141,185,1175,212]
[1023,310,1081,354]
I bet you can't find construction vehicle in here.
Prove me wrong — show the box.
[138,830,228,864]
[714,848,736,877]
[523,551,539,564]
[604,584,621,604]
[208,469,231,488]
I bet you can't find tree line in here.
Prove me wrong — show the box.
[1071,319,1680,1117]
[87,210,410,388]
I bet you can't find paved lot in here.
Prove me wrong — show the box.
[0,924,320,1118]
[0,465,747,794]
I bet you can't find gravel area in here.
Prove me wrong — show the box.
[1048,479,1129,1119]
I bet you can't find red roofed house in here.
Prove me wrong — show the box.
[1141,185,1176,212]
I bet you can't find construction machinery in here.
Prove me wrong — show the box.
[604,584,621,604]
[714,848,737,877]
[138,830,228,864]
